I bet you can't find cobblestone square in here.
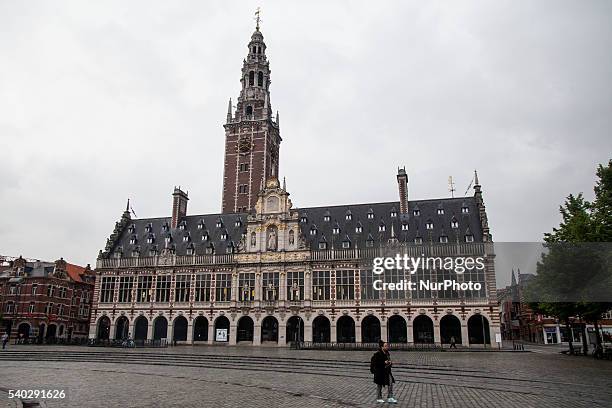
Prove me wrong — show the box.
[0,345,610,407]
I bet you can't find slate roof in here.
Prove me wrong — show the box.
[0,261,54,279]
[299,197,482,250]
[0,261,87,282]
[106,197,483,258]
[109,213,247,257]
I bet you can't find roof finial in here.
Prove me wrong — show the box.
[276,110,279,127]
[474,169,480,186]
[254,7,261,31]
[283,176,286,190]
[227,98,232,122]
[126,198,130,212]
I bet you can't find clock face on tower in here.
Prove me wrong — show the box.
[238,137,252,153]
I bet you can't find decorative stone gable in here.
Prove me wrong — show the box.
[246,177,302,253]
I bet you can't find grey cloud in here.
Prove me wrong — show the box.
[0,1,611,270]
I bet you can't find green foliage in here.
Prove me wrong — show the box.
[525,160,612,347]
[591,160,612,241]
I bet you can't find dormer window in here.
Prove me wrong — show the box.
[221,232,228,240]
[355,225,362,233]
[323,215,330,222]
[401,223,409,231]
[451,219,459,229]
[128,224,135,233]
[300,215,308,223]
[226,243,234,254]
[379,224,386,232]
[129,235,137,245]
[426,221,434,230]
[318,242,328,250]
[462,206,469,214]
[131,249,140,257]
[414,237,423,244]
[439,236,448,243]
[437,208,444,215]
[235,219,242,227]
[147,234,155,244]
[162,223,169,233]
[197,220,205,230]
[178,221,186,230]
[390,210,397,218]
[332,226,340,235]
[201,233,209,242]
[216,219,223,228]
[366,236,374,247]
[413,209,420,216]
[342,240,351,249]
[149,246,158,256]
[367,210,374,220]
[145,223,152,233]
[465,234,474,243]
[345,211,352,221]
[164,236,171,245]
[186,245,195,255]
[310,226,317,236]
[182,234,190,243]
[206,244,214,254]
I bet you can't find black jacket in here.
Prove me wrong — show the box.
[371,349,395,386]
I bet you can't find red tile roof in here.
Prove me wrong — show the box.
[66,263,86,283]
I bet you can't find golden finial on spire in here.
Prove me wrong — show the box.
[254,7,261,30]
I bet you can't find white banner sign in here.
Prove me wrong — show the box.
[216,328,228,342]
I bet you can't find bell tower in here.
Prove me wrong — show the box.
[221,17,281,213]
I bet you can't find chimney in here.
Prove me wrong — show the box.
[53,257,67,278]
[13,255,26,276]
[397,167,408,214]
[171,186,189,229]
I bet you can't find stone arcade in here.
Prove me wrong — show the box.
[90,22,499,347]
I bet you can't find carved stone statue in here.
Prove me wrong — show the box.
[267,227,277,251]
[250,232,257,247]
[288,229,295,246]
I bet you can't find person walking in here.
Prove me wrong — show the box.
[450,336,457,349]
[1,333,9,350]
[370,340,397,404]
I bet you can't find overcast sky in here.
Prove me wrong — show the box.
[1,1,611,281]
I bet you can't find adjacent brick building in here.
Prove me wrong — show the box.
[0,256,95,343]
[498,269,612,345]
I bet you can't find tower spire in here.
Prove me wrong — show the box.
[255,7,261,31]
[221,18,281,214]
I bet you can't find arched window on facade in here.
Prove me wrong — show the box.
[249,71,254,86]
[258,71,264,87]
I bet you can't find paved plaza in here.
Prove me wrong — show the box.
[0,345,610,408]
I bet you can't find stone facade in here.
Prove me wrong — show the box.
[91,177,499,346]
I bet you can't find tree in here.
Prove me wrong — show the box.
[591,160,612,241]
[527,160,612,355]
